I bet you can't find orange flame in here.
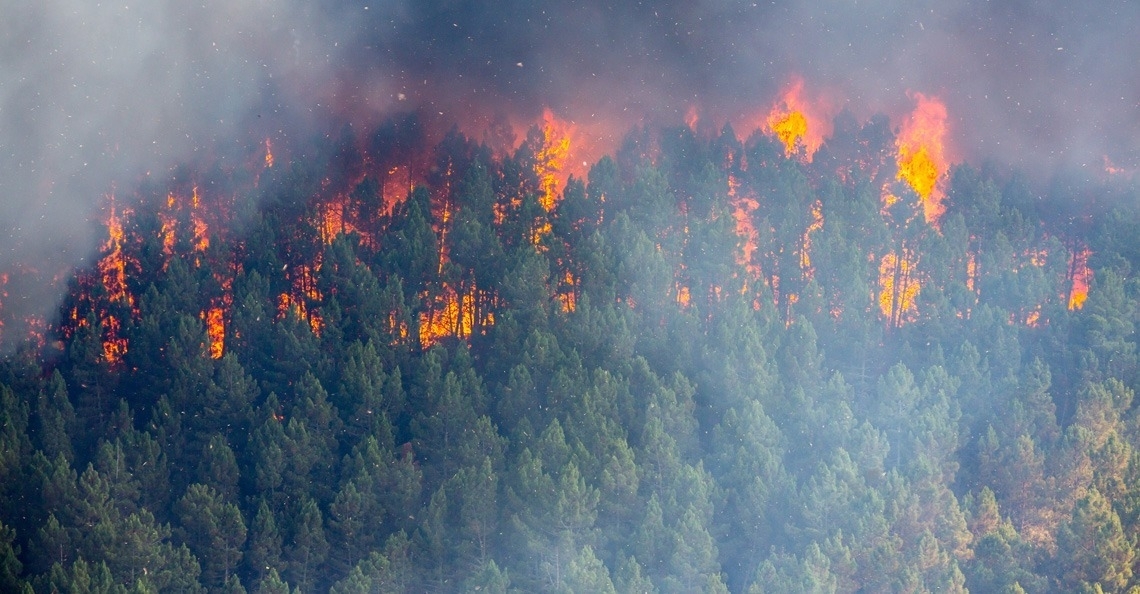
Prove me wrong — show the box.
[966,249,978,293]
[98,199,133,307]
[316,194,359,245]
[684,105,700,132]
[419,284,476,346]
[203,306,224,359]
[1025,306,1042,327]
[800,199,824,275]
[896,93,949,225]
[191,187,210,253]
[763,79,831,161]
[264,138,274,169]
[278,263,323,335]
[96,196,134,363]
[1068,246,1092,310]
[676,283,691,308]
[535,108,575,211]
[558,271,578,313]
[728,174,761,278]
[383,165,413,215]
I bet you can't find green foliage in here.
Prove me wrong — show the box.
[4,118,1140,593]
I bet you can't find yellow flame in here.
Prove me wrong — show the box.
[535,108,573,211]
[1068,247,1092,310]
[800,199,824,274]
[879,249,921,327]
[204,306,224,359]
[895,93,949,225]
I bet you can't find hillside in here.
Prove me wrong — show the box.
[0,112,1138,593]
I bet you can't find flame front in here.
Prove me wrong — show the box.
[204,306,225,359]
[763,79,829,161]
[896,93,949,225]
[879,248,921,328]
[1068,246,1092,310]
[96,197,134,363]
[728,175,761,279]
[800,199,824,275]
[535,108,575,211]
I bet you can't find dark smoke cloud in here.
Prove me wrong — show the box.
[2,0,1137,348]
[342,0,1140,172]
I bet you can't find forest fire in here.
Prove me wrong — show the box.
[419,284,476,346]
[761,78,830,161]
[203,305,225,359]
[895,93,950,225]
[96,197,134,363]
[535,108,574,211]
[275,259,324,336]
[1068,246,1092,310]
[800,199,824,275]
[728,175,761,279]
[558,271,578,313]
[98,199,133,308]
[878,248,921,328]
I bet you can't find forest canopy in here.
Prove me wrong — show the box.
[0,108,1138,593]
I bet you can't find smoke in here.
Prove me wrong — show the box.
[2,0,1137,348]
[343,0,1140,172]
[0,0,401,346]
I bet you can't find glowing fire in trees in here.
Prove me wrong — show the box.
[879,248,921,328]
[895,93,950,225]
[764,79,830,161]
[558,271,578,313]
[265,138,275,168]
[278,264,323,335]
[728,175,761,279]
[419,285,482,346]
[99,200,133,308]
[203,306,225,359]
[1068,246,1092,310]
[96,197,134,363]
[800,200,824,275]
[535,108,575,211]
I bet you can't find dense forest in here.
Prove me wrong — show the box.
[0,110,1138,593]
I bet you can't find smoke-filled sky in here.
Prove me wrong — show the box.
[2,0,1138,344]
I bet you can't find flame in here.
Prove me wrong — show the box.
[558,271,578,313]
[96,196,135,363]
[1068,246,1092,310]
[966,250,978,293]
[98,199,133,307]
[1025,306,1041,327]
[676,283,691,308]
[684,105,700,132]
[728,175,761,278]
[419,284,476,346]
[316,194,359,245]
[278,263,323,335]
[191,187,210,252]
[535,108,575,211]
[762,78,831,161]
[800,199,824,275]
[383,165,413,214]
[878,248,921,327]
[265,138,275,169]
[203,306,224,359]
[157,187,213,259]
[895,93,949,225]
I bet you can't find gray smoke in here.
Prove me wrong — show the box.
[2,0,1137,349]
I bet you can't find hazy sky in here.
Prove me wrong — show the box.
[2,0,1138,344]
